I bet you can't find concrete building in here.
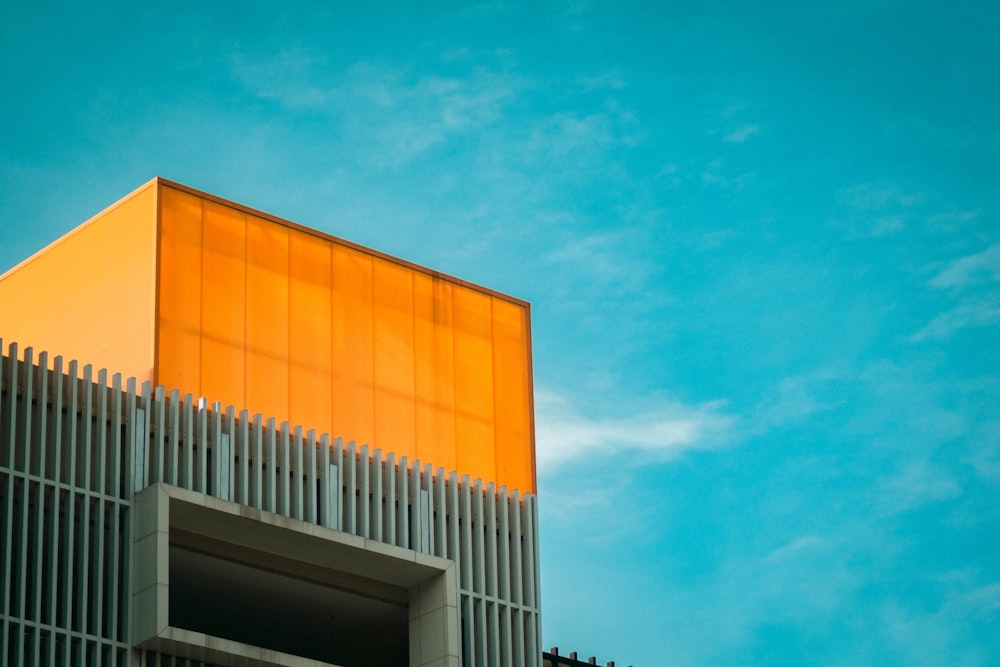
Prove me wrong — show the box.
[0,178,541,667]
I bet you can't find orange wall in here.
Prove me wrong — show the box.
[0,181,158,381]
[156,182,535,492]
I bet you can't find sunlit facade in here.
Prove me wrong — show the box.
[0,179,541,667]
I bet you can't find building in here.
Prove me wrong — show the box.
[543,648,618,667]
[0,178,542,667]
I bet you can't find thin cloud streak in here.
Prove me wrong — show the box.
[764,535,827,564]
[838,182,924,211]
[929,243,1000,288]
[912,297,1000,341]
[534,390,732,471]
[724,124,759,143]
[914,242,1000,340]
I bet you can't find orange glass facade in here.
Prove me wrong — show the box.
[0,178,536,493]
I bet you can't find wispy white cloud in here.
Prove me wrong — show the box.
[723,124,759,143]
[544,231,658,294]
[750,369,848,433]
[870,216,906,236]
[914,243,1000,340]
[230,54,527,168]
[519,105,641,173]
[838,182,924,211]
[965,420,1000,482]
[926,209,980,232]
[356,67,524,168]
[701,158,754,189]
[880,579,1000,666]
[539,476,654,546]
[928,243,1000,288]
[723,528,866,629]
[911,296,1000,340]
[534,390,732,471]
[576,69,627,91]
[763,535,827,564]
[963,582,1000,613]
[225,45,647,220]
[229,48,332,110]
[881,458,963,513]
[833,181,923,237]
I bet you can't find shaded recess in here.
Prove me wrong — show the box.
[169,545,408,667]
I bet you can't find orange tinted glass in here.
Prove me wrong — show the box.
[155,182,535,492]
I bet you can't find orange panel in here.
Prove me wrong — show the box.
[246,215,290,421]
[156,185,204,395]
[288,229,332,430]
[373,257,416,452]
[200,200,246,406]
[453,286,496,483]
[0,180,158,381]
[491,297,534,493]
[152,179,535,491]
[413,273,457,472]
[330,245,375,445]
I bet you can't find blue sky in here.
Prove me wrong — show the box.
[2,2,999,664]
